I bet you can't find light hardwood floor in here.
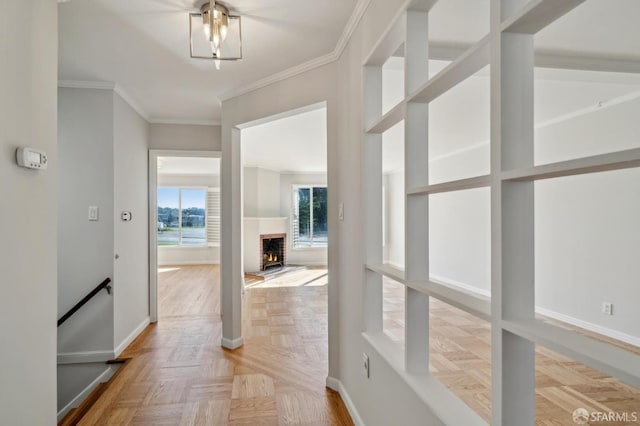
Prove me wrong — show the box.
[78,265,352,425]
[383,278,640,425]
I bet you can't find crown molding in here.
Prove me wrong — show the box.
[218,51,337,102]
[113,85,150,121]
[58,80,150,121]
[59,0,372,121]
[219,0,371,101]
[334,0,371,58]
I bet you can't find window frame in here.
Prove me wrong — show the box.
[291,183,328,250]
[157,185,209,248]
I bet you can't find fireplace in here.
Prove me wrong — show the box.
[260,233,286,271]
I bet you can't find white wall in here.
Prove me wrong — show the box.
[279,172,328,266]
[533,94,640,340]
[157,173,220,265]
[0,0,58,423]
[57,88,152,413]
[158,174,220,187]
[383,79,640,343]
[58,88,115,354]
[242,169,327,269]
[149,123,221,151]
[113,92,150,350]
[384,171,405,268]
[257,168,281,217]
[243,167,281,217]
[221,0,447,423]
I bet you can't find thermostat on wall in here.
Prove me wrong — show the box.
[16,147,48,170]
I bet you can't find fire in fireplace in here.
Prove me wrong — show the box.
[260,233,286,271]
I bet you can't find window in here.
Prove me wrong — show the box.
[157,187,207,246]
[292,185,327,248]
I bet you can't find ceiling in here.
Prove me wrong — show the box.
[58,0,640,125]
[58,0,359,123]
[242,107,327,173]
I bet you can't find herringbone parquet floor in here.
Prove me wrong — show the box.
[78,265,352,425]
[383,278,640,425]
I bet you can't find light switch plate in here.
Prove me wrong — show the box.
[88,206,99,221]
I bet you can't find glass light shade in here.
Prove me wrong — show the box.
[190,2,242,61]
[220,13,228,41]
[202,10,211,38]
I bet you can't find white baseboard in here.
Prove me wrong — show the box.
[57,365,114,422]
[57,350,115,365]
[536,307,640,348]
[115,317,150,357]
[158,260,219,266]
[325,377,364,426]
[429,274,491,298]
[221,336,244,350]
[430,274,640,348]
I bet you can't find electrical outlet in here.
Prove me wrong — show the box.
[602,302,613,316]
[363,352,370,378]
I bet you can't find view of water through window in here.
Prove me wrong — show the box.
[157,187,207,246]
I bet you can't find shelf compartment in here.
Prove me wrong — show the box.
[501,147,640,182]
[501,0,585,34]
[503,318,640,389]
[407,174,491,196]
[366,263,491,321]
[407,36,490,105]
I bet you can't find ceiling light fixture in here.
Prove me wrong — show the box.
[190,1,242,69]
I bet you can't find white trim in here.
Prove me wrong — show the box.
[219,52,335,101]
[149,149,222,323]
[536,307,640,349]
[221,336,244,350]
[243,216,288,221]
[535,88,640,129]
[57,365,114,422]
[113,85,150,122]
[325,377,365,426]
[158,260,219,266]
[429,274,640,348]
[219,0,371,101]
[114,317,150,357]
[57,350,115,365]
[362,331,487,425]
[149,151,159,323]
[429,141,489,163]
[58,80,116,90]
[58,80,150,121]
[279,170,328,176]
[236,101,326,130]
[149,118,221,126]
[334,0,371,60]
[429,274,492,298]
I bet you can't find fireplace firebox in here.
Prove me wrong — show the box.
[260,233,286,271]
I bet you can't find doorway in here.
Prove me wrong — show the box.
[148,150,220,322]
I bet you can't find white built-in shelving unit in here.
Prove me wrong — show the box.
[362,0,640,424]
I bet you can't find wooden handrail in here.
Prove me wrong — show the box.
[57,278,112,327]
